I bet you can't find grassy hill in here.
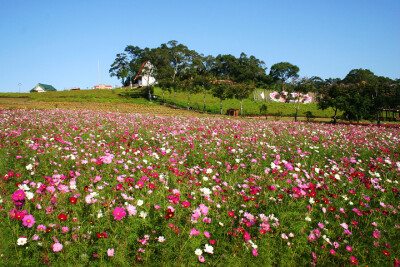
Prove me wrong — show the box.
[0,88,337,119]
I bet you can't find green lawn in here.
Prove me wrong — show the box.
[1,87,337,118]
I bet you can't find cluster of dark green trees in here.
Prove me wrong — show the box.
[316,69,399,124]
[110,40,399,122]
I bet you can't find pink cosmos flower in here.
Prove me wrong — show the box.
[9,208,17,219]
[37,224,46,231]
[285,162,294,171]
[62,227,69,233]
[243,231,251,242]
[126,204,137,215]
[344,230,352,236]
[252,249,258,256]
[350,256,358,265]
[112,207,126,220]
[203,231,210,239]
[330,249,336,255]
[199,256,205,262]
[136,180,144,188]
[52,243,63,252]
[199,204,209,216]
[167,205,175,212]
[190,228,200,236]
[346,246,353,251]
[107,248,115,257]
[22,214,35,228]
[45,206,54,215]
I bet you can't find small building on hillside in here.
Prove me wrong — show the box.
[93,84,112,89]
[30,83,57,93]
[135,61,157,87]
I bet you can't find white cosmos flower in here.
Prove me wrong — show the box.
[194,249,203,256]
[204,244,214,254]
[25,192,34,200]
[17,237,27,246]
[139,211,147,219]
[158,236,165,243]
[137,199,144,206]
[26,164,34,171]
[18,184,30,191]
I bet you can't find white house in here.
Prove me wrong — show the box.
[135,61,157,87]
[30,83,57,93]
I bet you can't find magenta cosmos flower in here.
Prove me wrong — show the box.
[112,207,126,220]
[22,214,36,228]
[12,189,25,201]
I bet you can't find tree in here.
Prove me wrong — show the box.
[109,53,130,86]
[212,53,267,114]
[342,68,377,84]
[259,104,268,120]
[147,46,174,104]
[163,40,194,106]
[110,46,149,87]
[269,62,299,90]
[210,81,232,115]
[192,55,215,112]
[212,54,239,81]
[232,83,255,116]
[316,82,345,124]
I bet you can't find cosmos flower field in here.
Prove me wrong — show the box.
[0,108,399,266]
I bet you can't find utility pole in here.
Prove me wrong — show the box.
[98,60,100,86]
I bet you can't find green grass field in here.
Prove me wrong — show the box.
[0,88,337,119]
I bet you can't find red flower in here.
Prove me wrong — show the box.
[69,197,77,204]
[58,213,67,221]
[383,250,390,256]
[181,201,191,208]
[164,209,174,220]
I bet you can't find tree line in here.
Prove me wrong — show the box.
[110,40,399,123]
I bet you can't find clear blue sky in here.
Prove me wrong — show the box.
[1,0,399,92]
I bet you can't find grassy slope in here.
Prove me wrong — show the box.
[154,88,336,118]
[1,88,336,118]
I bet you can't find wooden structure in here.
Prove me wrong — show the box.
[227,109,239,116]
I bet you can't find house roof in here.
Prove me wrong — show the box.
[30,83,57,92]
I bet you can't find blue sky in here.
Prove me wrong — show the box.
[0,0,399,92]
